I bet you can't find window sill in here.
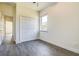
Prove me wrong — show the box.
[40,31,48,33]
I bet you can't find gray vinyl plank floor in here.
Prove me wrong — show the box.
[0,39,79,56]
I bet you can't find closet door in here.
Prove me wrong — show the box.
[19,16,38,43]
[0,12,4,45]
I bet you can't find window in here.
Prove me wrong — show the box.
[40,15,48,31]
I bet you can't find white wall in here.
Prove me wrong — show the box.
[40,2,79,53]
[0,12,4,45]
[16,3,39,44]
[0,3,15,17]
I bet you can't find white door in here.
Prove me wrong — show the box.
[19,16,38,43]
[4,16,13,43]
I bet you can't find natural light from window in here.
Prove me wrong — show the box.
[40,15,48,31]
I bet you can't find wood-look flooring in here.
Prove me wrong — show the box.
[0,39,79,56]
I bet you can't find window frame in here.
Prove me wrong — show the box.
[40,14,48,32]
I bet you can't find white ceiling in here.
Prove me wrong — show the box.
[1,2,56,11]
[20,2,56,11]
[20,2,55,11]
